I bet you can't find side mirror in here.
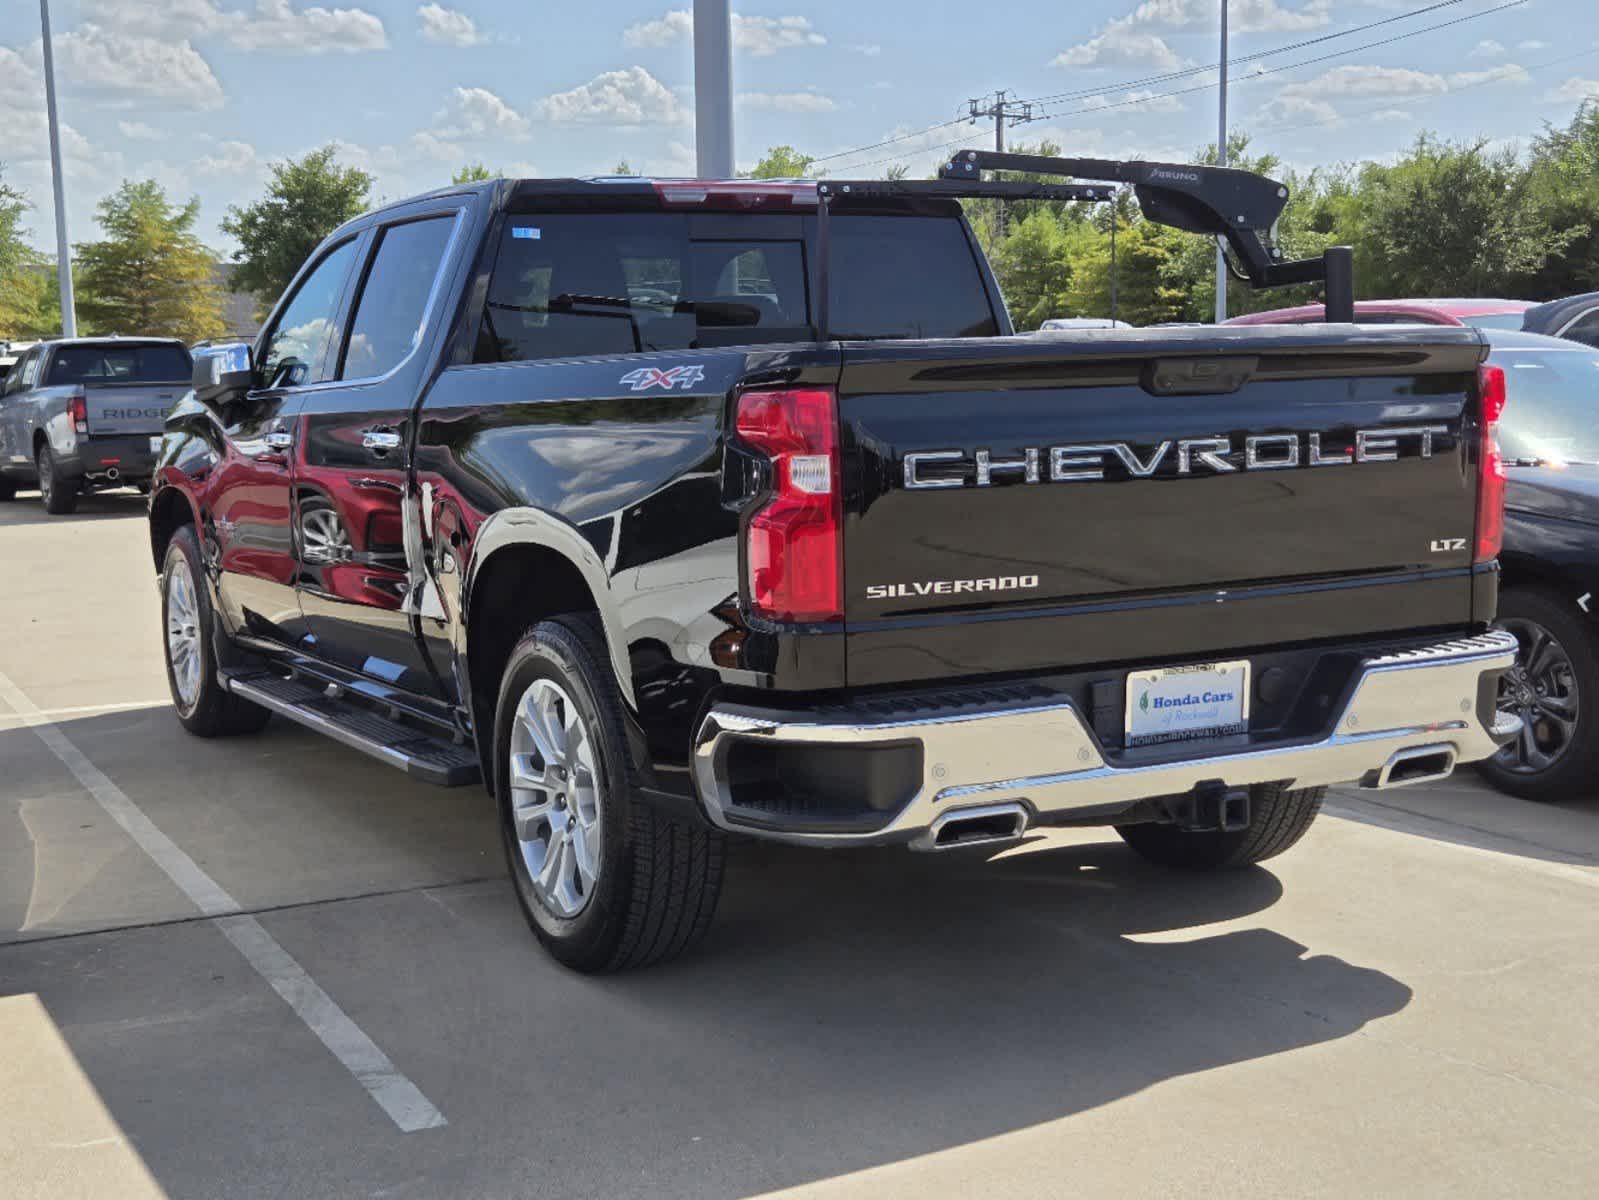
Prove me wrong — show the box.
[192,342,254,407]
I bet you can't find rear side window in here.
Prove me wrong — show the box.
[340,215,457,380]
[473,209,998,363]
[477,213,811,363]
[826,215,997,340]
[45,343,190,385]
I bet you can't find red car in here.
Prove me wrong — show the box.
[1227,298,1534,330]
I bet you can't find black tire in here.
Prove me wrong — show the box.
[1476,586,1599,802]
[1116,783,1325,870]
[0,477,15,501]
[161,525,271,737]
[37,445,79,515]
[495,614,724,972]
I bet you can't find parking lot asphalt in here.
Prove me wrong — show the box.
[3,490,1599,1199]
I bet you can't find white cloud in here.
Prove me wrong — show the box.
[1286,65,1450,99]
[1056,0,1326,71]
[1053,27,1183,70]
[1449,64,1530,89]
[408,131,463,163]
[534,66,685,124]
[81,0,389,56]
[1370,108,1415,123]
[1119,88,1185,113]
[1126,0,1330,33]
[195,140,259,175]
[1519,40,1547,52]
[1470,39,1504,59]
[1258,92,1339,126]
[737,91,838,113]
[433,86,530,139]
[118,120,165,141]
[851,44,882,57]
[418,3,486,47]
[623,10,825,57]
[1546,77,1599,103]
[57,24,225,109]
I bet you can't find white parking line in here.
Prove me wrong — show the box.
[0,670,447,1134]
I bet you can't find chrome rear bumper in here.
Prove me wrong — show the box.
[691,631,1520,848]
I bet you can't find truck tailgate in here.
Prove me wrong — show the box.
[83,383,182,437]
[840,325,1491,685]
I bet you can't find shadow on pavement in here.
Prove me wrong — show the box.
[0,489,148,527]
[0,700,1415,1198]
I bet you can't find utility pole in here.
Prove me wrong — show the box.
[39,0,77,336]
[1214,0,1229,324]
[693,0,734,178]
[967,89,1038,237]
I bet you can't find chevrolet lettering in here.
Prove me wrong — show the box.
[902,425,1452,489]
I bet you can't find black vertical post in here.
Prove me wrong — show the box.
[1324,246,1354,323]
[815,189,832,341]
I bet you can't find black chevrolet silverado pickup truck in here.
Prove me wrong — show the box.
[148,153,1520,971]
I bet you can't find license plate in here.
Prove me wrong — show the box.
[149,435,163,453]
[1125,660,1251,747]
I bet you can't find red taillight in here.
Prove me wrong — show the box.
[735,386,842,623]
[68,390,88,435]
[1475,363,1507,564]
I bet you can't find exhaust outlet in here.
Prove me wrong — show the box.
[912,802,1028,852]
[104,466,120,481]
[1369,744,1457,789]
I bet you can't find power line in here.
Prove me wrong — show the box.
[1017,0,1472,107]
[820,0,1523,174]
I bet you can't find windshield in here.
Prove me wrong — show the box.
[45,342,191,385]
[1462,312,1527,331]
[1492,344,1599,465]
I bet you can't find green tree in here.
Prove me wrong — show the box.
[220,144,371,309]
[0,264,61,339]
[0,169,58,338]
[1352,132,1572,299]
[612,159,637,176]
[74,180,224,341]
[1065,219,1188,327]
[451,163,497,183]
[990,209,1074,330]
[748,145,816,179]
[1517,101,1599,297]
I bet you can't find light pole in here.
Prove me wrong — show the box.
[1214,0,1228,324]
[693,0,734,178]
[39,0,77,336]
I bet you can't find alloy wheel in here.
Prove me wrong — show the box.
[1493,617,1580,775]
[165,557,203,711]
[507,678,603,918]
[300,504,351,564]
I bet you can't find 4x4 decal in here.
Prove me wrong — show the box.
[620,365,706,392]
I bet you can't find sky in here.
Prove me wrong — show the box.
[0,0,1595,253]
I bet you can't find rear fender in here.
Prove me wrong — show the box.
[461,507,637,709]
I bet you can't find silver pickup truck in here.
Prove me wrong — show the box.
[0,337,190,513]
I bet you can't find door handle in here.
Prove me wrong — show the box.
[263,431,293,450]
[362,430,402,454]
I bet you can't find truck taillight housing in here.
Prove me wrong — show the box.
[1475,363,1507,564]
[735,386,842,623]
[68,389,88,434]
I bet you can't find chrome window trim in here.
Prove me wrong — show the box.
[291,207,469,397]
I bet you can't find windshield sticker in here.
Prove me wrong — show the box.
[511,227,541,240]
